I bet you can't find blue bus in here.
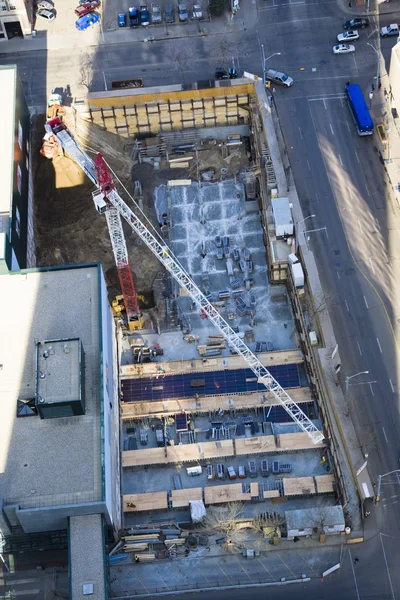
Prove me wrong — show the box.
[345,82,373,136]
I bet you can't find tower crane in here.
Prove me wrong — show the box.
[45,117,324,445]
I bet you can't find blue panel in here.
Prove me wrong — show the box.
[122,363,301,403]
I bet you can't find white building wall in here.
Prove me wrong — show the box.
[99,269,121,533]
[389,42,400,105]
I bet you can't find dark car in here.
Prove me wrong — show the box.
[343,17,369,29]
[118,12,127,26]
[165,3,174,21]
[128,6,139,25]
[140,4,150,24]
[215,67,229,80]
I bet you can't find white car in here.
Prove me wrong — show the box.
[333,44,355,54]
[337,30,359,42]
[36,8,56,20]
[36,0,54,9]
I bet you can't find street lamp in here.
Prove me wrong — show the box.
[376,469,400,502]
[295,215,315,252]
[367,43,380,87]
[345,370,369,394]
[260,45,281,85]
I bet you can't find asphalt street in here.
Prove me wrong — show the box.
[2,0,400,596]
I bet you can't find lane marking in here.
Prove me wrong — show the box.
[336,271,340,279]
[364,295,369,309]
[365,182,371,195]
[389,378,394,392]
[339,154,343,166]
[345,299,350,313]
[376,337,383,353]
[382,427,388,443]
[368,382,375,396]
[330,123,334,134]
[390,495,398,499]
[346,120,350,131]
[307,159,311,171]
[348,549,361,600]
[355,150,360,163]
[357,340,362,355]
[380,534,396,600]
[323,98,327,109]
[299,127,304,140]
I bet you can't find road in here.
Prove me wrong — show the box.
[2,0,400,596]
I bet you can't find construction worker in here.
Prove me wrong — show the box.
[134,555,140,563]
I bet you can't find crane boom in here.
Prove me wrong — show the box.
[45,118,323,444]
[95,155,324,445]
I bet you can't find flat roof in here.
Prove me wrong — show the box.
[37,339,81,404]
[0,265,103,509]
[0,66,16,214]
[69,514,106,600]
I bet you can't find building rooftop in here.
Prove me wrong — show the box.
[0,65,15,215]
[0,265,103,510]
[69,514,107,600]
[36,338,81,405]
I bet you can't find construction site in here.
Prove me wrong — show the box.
[31,79,351,568]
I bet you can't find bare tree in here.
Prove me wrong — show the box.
[202,503,248,552]
[305,505,333,537]
[165,40,197,84]
[348,424,377,458]
[78,52,94,92]
[303,288,338,320]
[208,33,250,66]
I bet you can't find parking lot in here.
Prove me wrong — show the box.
[103,0,209,32]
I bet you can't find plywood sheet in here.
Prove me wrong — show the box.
[250,482,259,497]
[204,483,251,505]
[122,440,234,467]
[123,492,168,512]
[315,474,334,494]
[234,436,275,455]
[263,489,280,499]
[282,477,316,497]
[171,487,203,508]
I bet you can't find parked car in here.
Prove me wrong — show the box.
[215,67,229,80]
[76,11,100,29]
[75,1,101,17]
[266,68,294,87]
[192,3,203,18]
[343,18,369,29]
[178,2,188,21]
[380,23,399,37]
[36,8,56,20]
[118,12,127,26]
[333,43,355,54]
[36,0,54,10]
[151,2,162,22]
[337,30,359,42]
[165,3,175,21]
[128,6,140,26]
[140,5,150,25]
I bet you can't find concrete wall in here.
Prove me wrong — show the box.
[99,270,121,533]
[83,81,252,136]
[16,501,110,534]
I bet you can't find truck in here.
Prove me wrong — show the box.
[380,23,399,37]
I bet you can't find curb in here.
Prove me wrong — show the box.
[111,577,311,599]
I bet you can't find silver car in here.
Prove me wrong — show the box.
[36,8,56,20]
[192,3,203,18]
[333,43,355,54]
[337,30,359,42]
[151,2,162,23]
[36,0,54,9]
